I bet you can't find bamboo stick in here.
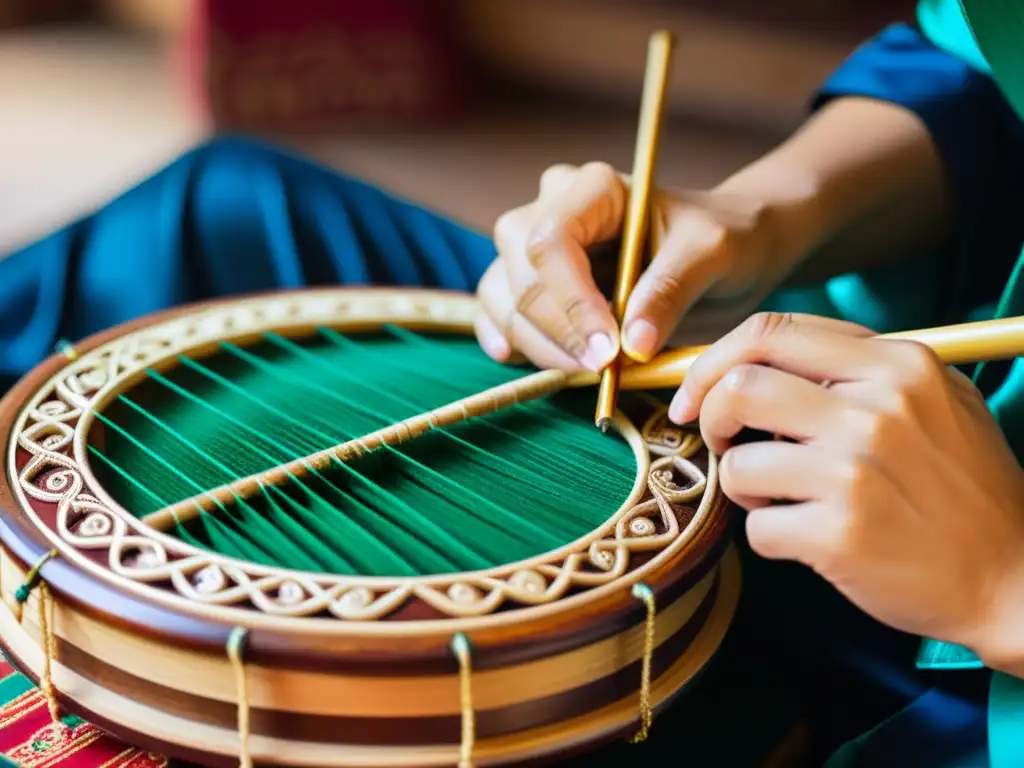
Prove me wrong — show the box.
[595,30,675,430]
[142,314,1024,530]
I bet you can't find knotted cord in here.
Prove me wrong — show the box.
[15,549,60,722]
[630,582,656,744]
[226,627,252,768]
[36,584,59,723]
[451,633,475,768]
[54,339,77,362]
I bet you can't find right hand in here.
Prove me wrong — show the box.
[474,161,788,372]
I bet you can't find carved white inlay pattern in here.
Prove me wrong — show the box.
[8,290,720,624]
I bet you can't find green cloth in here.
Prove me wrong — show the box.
[918,0,991,74]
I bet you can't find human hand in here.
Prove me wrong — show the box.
[474,162,786,372]
[669,312,1024,667]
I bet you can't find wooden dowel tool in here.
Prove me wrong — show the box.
[143,314,1024,529]
[595,29,675,431]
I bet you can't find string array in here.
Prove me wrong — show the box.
[89,328,637,577]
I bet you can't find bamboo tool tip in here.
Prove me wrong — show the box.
[649,29,677,48]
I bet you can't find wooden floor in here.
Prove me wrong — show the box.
[0,24,779,256]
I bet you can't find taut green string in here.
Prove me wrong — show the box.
[89,330,637,578]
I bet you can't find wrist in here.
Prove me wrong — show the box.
[973,549,1024,678]
[712,156,826,281]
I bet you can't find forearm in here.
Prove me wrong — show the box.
[715,96,954,284]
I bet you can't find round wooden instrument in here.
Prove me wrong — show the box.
[0,288,738,767]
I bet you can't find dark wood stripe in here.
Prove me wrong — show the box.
[0,639,718,768]
[0,575,717,748]
[0,287,736,674]
[0,491,732,675]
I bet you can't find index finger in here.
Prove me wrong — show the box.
[521,163,626,366]
[668,312,876,424]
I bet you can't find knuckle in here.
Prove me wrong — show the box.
[892,340,942,386]
[836,455,874,498]
[743,311,794,344]
[889,389,916,422]
[579,161,619,188]
[816,519,852,574]
[722,363,760,395]
[647,270,686,307]
[539,163,576,191]
[813,502,859,573]
[718,448,745,491]
[524,219,566,270]
[856,409,894,455]
[514,278,547,315]
[700,218,731,253]
[557,329,588,360]
[493,208,528,246]
[476,264,501,302]
[562,295,593,326]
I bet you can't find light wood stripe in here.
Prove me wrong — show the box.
[0,551,717,717]
[0,547,740,767]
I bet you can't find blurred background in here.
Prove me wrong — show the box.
[1,0,913,256]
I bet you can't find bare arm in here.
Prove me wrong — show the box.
[715,96,953,285]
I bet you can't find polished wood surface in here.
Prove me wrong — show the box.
[0,286,739,766]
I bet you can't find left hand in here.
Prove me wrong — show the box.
[669,312,1024,671]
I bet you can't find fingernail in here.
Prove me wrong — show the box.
[580,333,617,372]
[623,319,659,362]
[478,321,510,361]
[668,388,691,424]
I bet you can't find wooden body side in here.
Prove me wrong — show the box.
[0,287,735,673]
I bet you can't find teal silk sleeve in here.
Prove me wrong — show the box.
[918,0,991,74]
[939,0,1024,750]
[957,0,1024,122]
[989,673,1024,766]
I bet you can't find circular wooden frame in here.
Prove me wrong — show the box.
[0,288,738,766]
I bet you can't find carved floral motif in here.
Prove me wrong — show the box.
[9,291,720,622]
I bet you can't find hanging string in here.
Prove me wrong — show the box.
[15,549,60,722]
[451,633,475,768]
[14,549,57,622]
[226,627,252,768]
[629,583,656,744]
[36,584,60,723]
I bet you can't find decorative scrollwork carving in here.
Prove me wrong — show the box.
[9,291,720,622]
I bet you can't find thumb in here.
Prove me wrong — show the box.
[621,213,729,362]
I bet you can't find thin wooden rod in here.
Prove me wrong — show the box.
[141,314,1024,532]
[142,368,569,531]
[595,30,675,431]
[617,314,1024,390]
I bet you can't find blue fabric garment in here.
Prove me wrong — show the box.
[0,136,496,394]
[0,135,809,767]
[805,23,1024,331]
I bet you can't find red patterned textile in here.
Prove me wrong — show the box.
[179,0,472,133]
[0,662,168,768]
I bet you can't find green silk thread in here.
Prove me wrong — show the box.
[89,328,637,577]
